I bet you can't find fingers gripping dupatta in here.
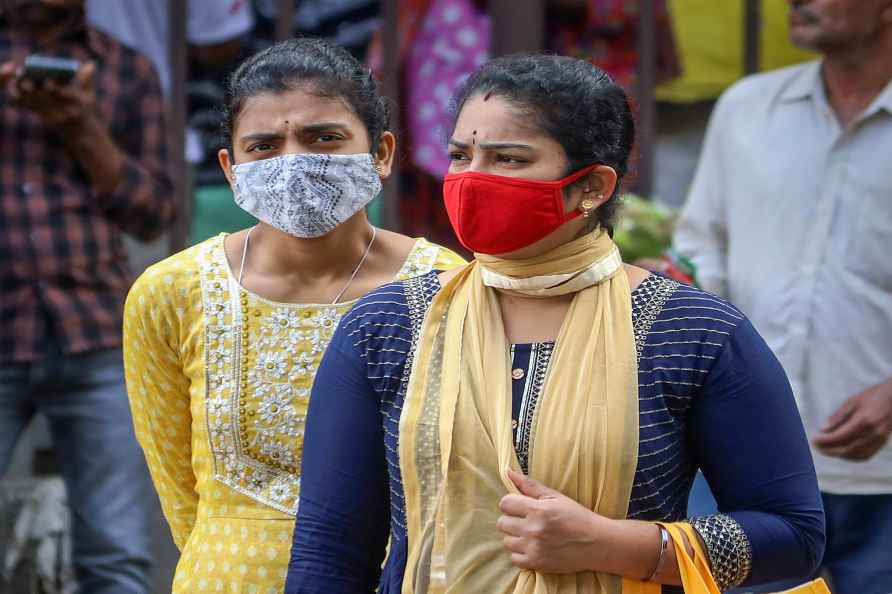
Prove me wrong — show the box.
[398,231,640,594]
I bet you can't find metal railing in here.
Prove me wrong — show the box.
[167,0,188,252]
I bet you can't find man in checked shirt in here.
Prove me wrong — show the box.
[0,1,175,592]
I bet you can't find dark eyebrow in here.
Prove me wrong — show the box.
[299,122,351,134]
[479,142,533,151]
[239,132,283,144]
[447,138,533,151]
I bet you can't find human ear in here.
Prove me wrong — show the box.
[373,131,396,179]
[218,148,235,189]
[588,166,618,203]
[569,166,618,213]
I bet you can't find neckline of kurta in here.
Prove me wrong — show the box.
[214,233,426,309]
[504,272,658,350]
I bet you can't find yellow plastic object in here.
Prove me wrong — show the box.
[656,0,814,103]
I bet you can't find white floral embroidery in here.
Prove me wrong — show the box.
[258,441,297,468]
[291,351,317,378]
[256,386,295,425]
[269,481,295,504]
[256,351,289,378]
[316,307,340,332]
[269,308,300,332]
[200,236,443,515]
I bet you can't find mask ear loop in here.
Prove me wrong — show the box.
[556,165,601,225]
[559,164,601,187]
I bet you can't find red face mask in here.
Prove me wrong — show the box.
[443,165,598,255]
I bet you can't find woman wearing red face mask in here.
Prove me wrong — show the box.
[285,55,826,594]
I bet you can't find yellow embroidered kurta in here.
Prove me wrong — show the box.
[122,234,464,594]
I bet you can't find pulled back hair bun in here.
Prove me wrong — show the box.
[222,37,391,153]
[450,54,636,232]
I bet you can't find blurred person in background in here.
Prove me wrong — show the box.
[674,1,892,592]
[86,0,254,166]
[122,38,463,594]
[86,0,256,263]
[253,0,380,60]
[0,0,175,593]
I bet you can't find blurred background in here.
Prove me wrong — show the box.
[120,0,812,266]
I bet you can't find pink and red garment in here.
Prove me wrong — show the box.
[404,0,490,178]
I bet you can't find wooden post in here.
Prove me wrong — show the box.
[379,0,401,231]
[490,0,545,55]
[635,0,656,197]
[276,0,295,41]
[744,0,762,75]
[167,0,190,253]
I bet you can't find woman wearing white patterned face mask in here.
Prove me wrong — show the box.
[120,38,464,594]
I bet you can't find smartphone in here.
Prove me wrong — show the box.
[22,55,81,84]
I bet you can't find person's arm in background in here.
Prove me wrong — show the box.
[0,52,176,241]
[122,267,198,550]
[813,377,892,462]
[671,94,733,298]
[96,53,176,240]
[285,299,392,594]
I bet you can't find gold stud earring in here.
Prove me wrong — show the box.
[580,198,595,218]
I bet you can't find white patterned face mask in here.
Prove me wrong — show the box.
[232,152,382,238]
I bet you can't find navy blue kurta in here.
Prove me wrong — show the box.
[286,273,824,593]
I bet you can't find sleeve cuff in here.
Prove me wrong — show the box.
[690,514,753,591]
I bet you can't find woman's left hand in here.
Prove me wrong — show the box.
[497,469,615,574]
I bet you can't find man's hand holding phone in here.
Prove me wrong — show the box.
[1,55,96,129]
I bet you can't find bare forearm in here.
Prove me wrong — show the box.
[590,519,690,586]
[61,115,125,194]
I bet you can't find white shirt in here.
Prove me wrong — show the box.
[674,61,892,495]
[86,0,254,162]
[87,0,254,96]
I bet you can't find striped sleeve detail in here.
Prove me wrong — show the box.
[340,272,442,542]
[628,276,746,522]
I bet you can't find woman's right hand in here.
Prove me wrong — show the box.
[497,470,613,575]
[498,470,684,584]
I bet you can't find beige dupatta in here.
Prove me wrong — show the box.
[396,230,829,593]
[398,230,639,594]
